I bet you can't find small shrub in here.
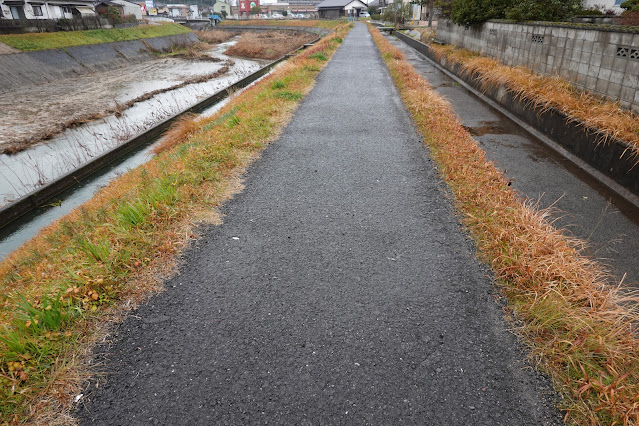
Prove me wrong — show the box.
[310,52,327,61]
[275,91,303,100]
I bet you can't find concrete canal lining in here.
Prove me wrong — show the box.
[391,30,639,201]
[0,33,200,92]
[0,29,323,228]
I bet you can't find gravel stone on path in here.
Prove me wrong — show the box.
[78,23,562,425]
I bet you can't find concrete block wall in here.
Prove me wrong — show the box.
[436,20,639,113]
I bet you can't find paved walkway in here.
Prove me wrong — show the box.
[79,23,560,424]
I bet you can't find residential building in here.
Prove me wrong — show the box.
[316,0,365,18]
[0,0,95,19]
[95,0,142,19]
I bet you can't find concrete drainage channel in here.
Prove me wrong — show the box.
[388,28,639,207]
[0,28,323,258]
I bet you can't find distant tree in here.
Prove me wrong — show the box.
[505,0,582,21]
[221,9,227,17]
[621,0,639,11]
[367,5,379,15]
[282,10,288,16]
[250,5,261,14]
[435,0,453,18]
[450,0,512,26]
[382,1,411,25]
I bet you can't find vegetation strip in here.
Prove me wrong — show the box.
[370,24,639,425]
[428,43,639,159]
[0,23,191,52]
[219,19,341,29]
[0,21,351,423]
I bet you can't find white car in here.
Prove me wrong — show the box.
[360,11,370,17]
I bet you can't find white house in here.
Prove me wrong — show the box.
[109,0,142,18]
[0,0,95,19]
[581,0,625,13]
[316,0,366,18]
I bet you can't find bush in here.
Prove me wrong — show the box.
[576,7,603,15]
[619,9,639,24]
[505,0,581,21]
[381,1,412,24]
[621,0,639,11]
[450,0,512,26]
[451,0,583,25]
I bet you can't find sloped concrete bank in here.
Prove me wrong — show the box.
[0,32,321,228]
[393,30,639,198]
[0,32,199,92]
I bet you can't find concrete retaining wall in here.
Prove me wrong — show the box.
[0,32,199,92]
[394,30,639,197]
[436,20,639,113]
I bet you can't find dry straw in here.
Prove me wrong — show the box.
[371,25,639,425]
[429,44,639,160]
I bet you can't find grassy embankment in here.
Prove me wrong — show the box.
[0,21,351,423]
[0,22,191,51]
[428,43,639,158]
[370,25,639,425]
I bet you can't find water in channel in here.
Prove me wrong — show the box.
[0,37,266,259]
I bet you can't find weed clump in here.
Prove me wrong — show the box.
[224,31,316,60]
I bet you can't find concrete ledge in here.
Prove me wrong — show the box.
[393,30,639,197]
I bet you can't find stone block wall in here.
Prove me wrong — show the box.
[436,20,639,113]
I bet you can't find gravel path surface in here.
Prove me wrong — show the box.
[78,23,561,425]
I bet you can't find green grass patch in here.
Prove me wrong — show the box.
[0,23,191,51]
[275,91,303,101]
[0,22,352,422]
[309,52,327,61]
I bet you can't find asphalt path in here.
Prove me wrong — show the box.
[385,34,639,290]
[78,23,561,425]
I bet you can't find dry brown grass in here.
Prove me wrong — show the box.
[371,24,639,425]
[219,19,341,29]
[429,44,639,160]
[194,29,235,44]
[224,30,316,60]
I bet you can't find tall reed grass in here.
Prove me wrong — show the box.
[429,44,639,160]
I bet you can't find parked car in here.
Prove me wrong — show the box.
[360,11,370,17]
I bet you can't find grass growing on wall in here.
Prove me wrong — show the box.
[370,24,639,425]
[0,22,352,423]
[0,23,191,51]
[428,43,639,160]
